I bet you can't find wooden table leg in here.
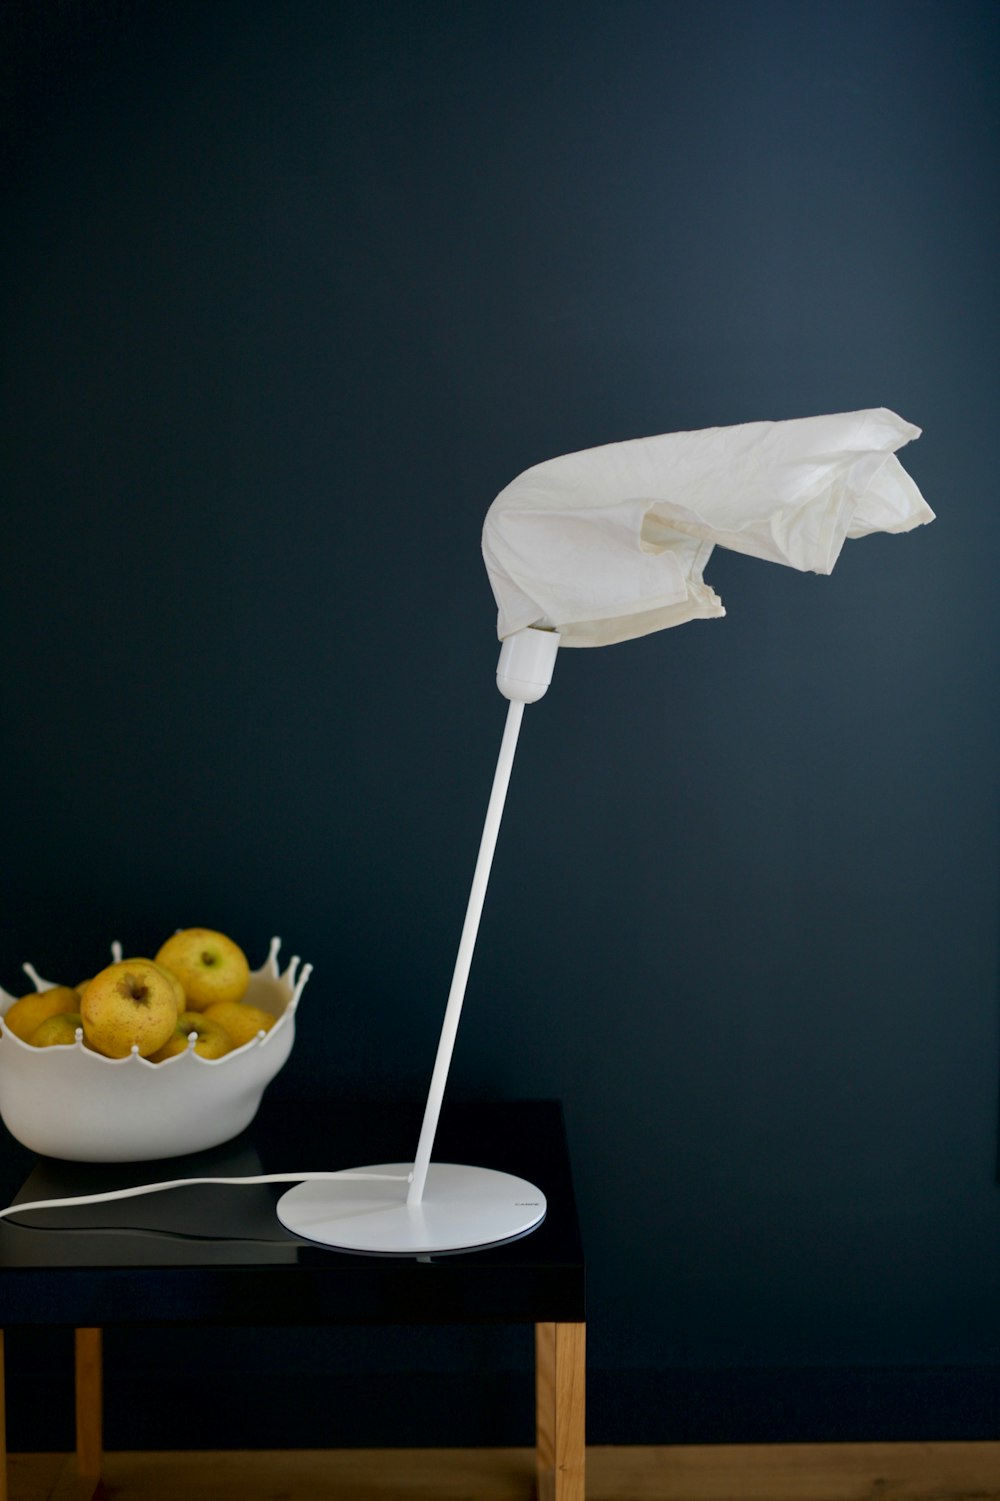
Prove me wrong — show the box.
[535,1321,585,1501]
[74,1328,103,1481]
[1,1329,8,1501]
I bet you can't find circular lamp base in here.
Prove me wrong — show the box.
[276,1162,546,1254]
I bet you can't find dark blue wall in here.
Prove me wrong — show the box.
[2,0,998,1446]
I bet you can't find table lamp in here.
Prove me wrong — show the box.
[276,408,934,1255]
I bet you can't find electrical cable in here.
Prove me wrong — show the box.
[0,1169,413,1224]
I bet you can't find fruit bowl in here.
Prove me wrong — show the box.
[0,937,311,1162]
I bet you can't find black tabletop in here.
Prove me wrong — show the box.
[0,1098,584,1329]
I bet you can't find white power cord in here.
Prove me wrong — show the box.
[0,1170,413,1224]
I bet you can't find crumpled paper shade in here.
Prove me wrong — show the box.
[482,408,934,647]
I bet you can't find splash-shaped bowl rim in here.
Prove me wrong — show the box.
[0,935,311,1069]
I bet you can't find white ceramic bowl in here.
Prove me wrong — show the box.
[0,937,311,1162]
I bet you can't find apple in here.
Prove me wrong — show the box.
[203,1000,275,1050]
[155,928,249,1012]
[121,957,184,1013]
[80,960,179,1059]
[77,960,182,1011]
[29,1012,84,1047]
[150,1010,233,1062]
[3,986,81,1043]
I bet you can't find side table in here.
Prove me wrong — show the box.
[0,1099,585,1500]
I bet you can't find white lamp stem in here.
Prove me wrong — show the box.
[278,631,556,1254]
[407,697,526,1205]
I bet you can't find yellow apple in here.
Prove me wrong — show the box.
[149,1011,233,1062]
[121,957,184,1013]
[3,986,81,1042]
[155,928,249,1012]
[80,960,179,1058]
[203,1000,275,1049]
[29,1012,84,1047]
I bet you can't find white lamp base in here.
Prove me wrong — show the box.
[276,1162,547,1254]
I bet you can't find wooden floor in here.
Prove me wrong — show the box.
[6,1444,1000,1501]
